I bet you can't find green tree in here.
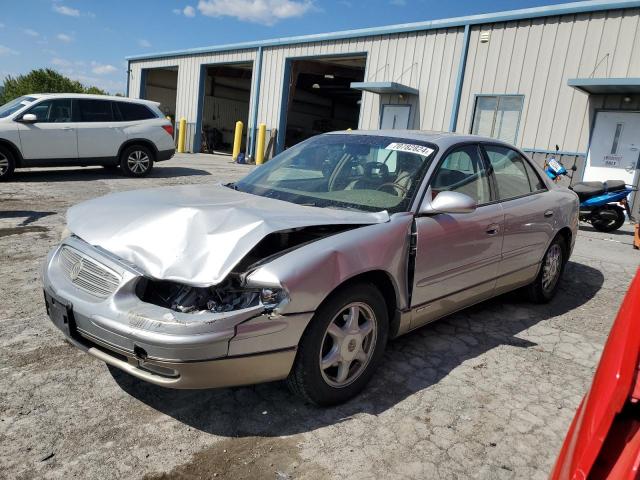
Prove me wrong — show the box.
[0,68,107,104]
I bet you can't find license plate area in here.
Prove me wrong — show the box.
[44,290,76,337]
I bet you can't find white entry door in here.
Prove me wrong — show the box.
[380,105,410,129]
[584,111,640,188]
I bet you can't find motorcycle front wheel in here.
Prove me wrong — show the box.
[591,205,625,232]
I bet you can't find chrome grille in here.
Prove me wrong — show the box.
[58,246,121,298]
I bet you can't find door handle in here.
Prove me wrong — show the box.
[486,224,500,235]
[61,127,73,131]
[544,210,554,218]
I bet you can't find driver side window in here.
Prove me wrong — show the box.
[26,99,72,123]
[431,145,491,205]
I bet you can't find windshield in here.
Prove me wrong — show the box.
[0,96,37,118]
[235,134,437,213]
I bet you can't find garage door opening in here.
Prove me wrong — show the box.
[199,63,253,154]
[282,56,366,149]
[141,67,178,124]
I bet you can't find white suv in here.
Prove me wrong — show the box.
[0,93,175,180]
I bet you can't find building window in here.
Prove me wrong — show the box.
[471,95,524,143]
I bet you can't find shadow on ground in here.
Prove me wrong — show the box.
[111,260,604,438]
[579,224,635,237]
[11,166,210,182]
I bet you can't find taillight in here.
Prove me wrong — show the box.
[162,124,174,137]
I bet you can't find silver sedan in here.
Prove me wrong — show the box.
[43,131,579,405]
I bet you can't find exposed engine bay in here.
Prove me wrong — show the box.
[137,225,361,314]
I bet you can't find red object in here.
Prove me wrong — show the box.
[162,124,174,137]
[550,268,640,480]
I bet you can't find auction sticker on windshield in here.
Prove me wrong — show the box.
[385,143,434,157]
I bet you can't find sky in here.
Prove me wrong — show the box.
[0,0,576,94]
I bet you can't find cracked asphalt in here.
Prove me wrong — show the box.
[1,154,638,479]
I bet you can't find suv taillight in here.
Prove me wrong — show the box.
[162,125,174,137]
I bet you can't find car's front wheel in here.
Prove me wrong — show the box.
[287,282,388,406]
[0,145,16,182]
[120,145,154,177]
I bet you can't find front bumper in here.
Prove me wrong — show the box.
[43,237,312,388]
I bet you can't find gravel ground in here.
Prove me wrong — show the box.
[0,153,638,480]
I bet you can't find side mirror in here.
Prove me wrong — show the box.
[19,113,38,123]
[419,188,477,215]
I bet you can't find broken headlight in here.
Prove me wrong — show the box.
[138,278,286,314]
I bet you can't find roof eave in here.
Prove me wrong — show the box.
[126,0,640,62]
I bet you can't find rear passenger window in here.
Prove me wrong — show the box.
[115,102,155,121]
[78,99,114,122]
[484,145,546,200]
[431,145,491,205]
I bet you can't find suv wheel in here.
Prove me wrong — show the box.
[0,146,16,181]
[120,145,154,177]
[287,282,388,406]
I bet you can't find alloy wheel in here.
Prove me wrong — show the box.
[127,150,150,174]
[542,243,562,292]
[319,302,378,388]
[0,153,8,176]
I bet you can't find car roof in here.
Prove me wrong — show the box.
[27,93,159,107]
[328,129,517,151]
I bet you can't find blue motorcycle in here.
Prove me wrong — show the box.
[545,156,636,232]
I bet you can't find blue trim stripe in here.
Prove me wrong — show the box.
[139,69,148,99]
[276,59,293,154]
[126,1,640,61]
[449,24,470,132]
[248,46,263,157]
[126,60,131,97]
[193,64,207,153]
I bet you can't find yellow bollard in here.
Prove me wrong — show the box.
[232,121,243,161]
[177,117,186,153]
[256,123,267,165]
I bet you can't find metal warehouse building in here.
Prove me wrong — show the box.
[127,0,640,215]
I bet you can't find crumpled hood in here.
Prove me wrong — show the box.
[67,183,389,286]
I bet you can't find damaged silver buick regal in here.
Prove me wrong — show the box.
[43,131,578,405]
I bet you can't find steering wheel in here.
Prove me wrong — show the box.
[376,182,408,196]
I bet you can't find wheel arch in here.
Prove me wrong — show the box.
[118,139,158,161]
[557,226,573,256]
[0,139,23,167]
[314,269,401,339]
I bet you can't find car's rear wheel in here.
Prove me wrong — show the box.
[120,145,154,177]
[0,146,16,182]
[527,235,567,303]
[287,282,388,406]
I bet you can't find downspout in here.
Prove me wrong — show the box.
[448,24,470,132]
[248,46,264,158]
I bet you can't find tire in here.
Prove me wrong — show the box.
[287,282,389,406]
[0,145,16,181]
[527,235,567,303]
[591,206,625,232]
[120,145,154,177]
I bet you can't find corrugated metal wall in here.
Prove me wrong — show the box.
[457,8,640,154]
[256,29,464,133]
[129,7,640,155]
